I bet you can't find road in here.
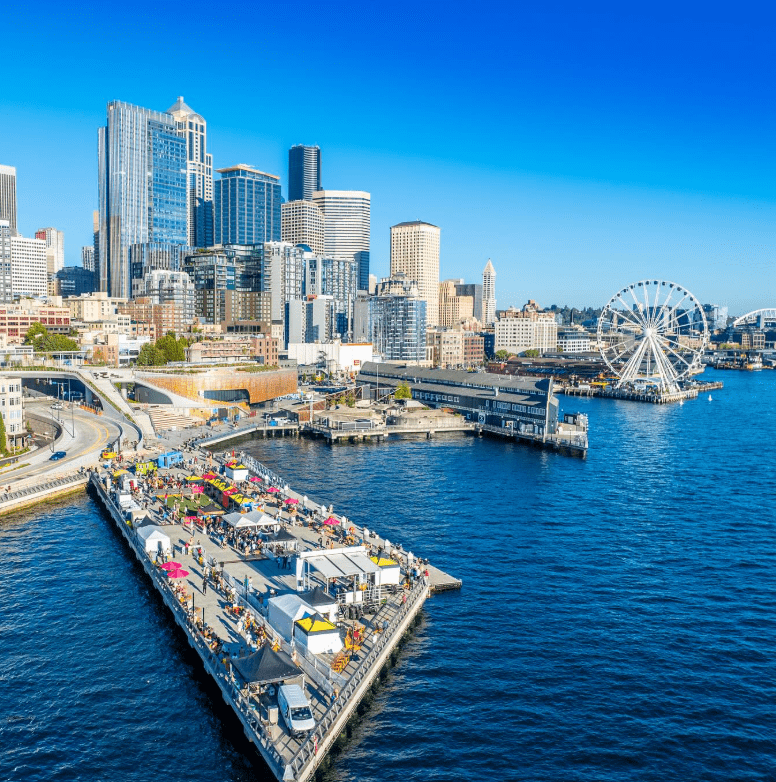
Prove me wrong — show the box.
[3,401,121,487]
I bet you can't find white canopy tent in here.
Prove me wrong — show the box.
[267,594,312,641]
[223,512,257,529]
[244,510,278,528]
[136,525,171,555]
[293,613,343,655]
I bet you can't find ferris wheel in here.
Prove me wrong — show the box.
[597,280,709,392]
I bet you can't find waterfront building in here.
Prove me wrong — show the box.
[557,326,592,353]
[312,190,370,292]
[0,376,25,449]
[439,279,474,329]
[167,97,214,248]
[10,234,47,297]
[281,200,325,255]
[285,340,373,373]
[357,362,559,436]
[368,273,427,363]
[0,165,17,235]
[214,165,281,246]
[0,221,13,303]
[35,227,64,274]
[98,101,188,299]
[306,255,357,339]
[57,266,97,297]
[483,259,496,326]
[390,221,440,327]
[288,145,321,202]
[495,301,557,354]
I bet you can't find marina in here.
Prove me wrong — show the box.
[89,446,460,782]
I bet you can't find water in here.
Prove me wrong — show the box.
[1,369,775,781]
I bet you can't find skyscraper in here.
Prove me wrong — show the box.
[288,145,321,202]
[390,220,440,327]
[439,278,474,328]
[0,221,13,302]
[0,165,17,235]
[166,97,214,248]
[369,273,427,362]
[281,199,325,254]
[483,259,496,326]
[81,245,96,273]
[35,228,65,274]
[214,165,281,245]
[312,190,370,291]
[10,234,47,297]
[98,100,188,299]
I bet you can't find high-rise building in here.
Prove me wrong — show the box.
[494,301,557,354]
[368,273,427,363]
[455,282,483,322]
[166,97,214,248]
[0,166,17,235]
[0,221,13,303]
[439,278,475,329]
[288,145,321,202]
[483,259,496,326]
[285,297,334,346]
[57,266,97,297]
[10,235,47,297]
[281,200,325,255]
[312,190,370,291]
[306,256,357,339]
[390,220,440,327]
[128,242,193,296]
[140,269,196,325]
[261,242,307,323]
[214,165,281,246]
[98,100,188,299]
[81,245,96,274]
[35,228,65,274]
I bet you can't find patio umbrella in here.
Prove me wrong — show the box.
[267,487,280,493]
[284,498,299,505]
[167,568,190,579]
[160,561,183,570]
[249,476,262,482]
[324,516,339,526]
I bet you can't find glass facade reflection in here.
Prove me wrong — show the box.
[214,165,281,246]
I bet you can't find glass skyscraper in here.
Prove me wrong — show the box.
[98,101,187,299]
[214,166,282,246]
[288,145,321,202]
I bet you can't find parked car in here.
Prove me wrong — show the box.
[51,402,64,410]
[49,451,67,461]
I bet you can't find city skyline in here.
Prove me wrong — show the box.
[1,4,773,313]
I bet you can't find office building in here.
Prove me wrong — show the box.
[167,97,214,248]
[140,270,195,325]
[286,297,334,346]
[0,221,12,303]
[10,235,47,297]
[495,301,558,354]
[288,145,321,202]
[281,199,325,255]
[306,255,357,339]
[35,227,65,274]
[0,166,17,235]
[0,376,25,449]
[456,282,483,322]
[556,327,592,353]
[368,273,427,363]
[82,245,96,273]
[438,278,474,329]
[0,301,71,342]
[483,259,496,326]
[98,100,188,299]
[261,242,307,322]
[390,220,440,327]
[57,266,97,297]
[214,165,281,246]
[312,190,370,292]
[129,242,193,296]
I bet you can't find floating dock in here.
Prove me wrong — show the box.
[89,452,459,782]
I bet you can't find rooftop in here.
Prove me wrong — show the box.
[217,164,280,181]
[392,220,439,229]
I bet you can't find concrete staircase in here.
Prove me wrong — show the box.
[147,408,204,434]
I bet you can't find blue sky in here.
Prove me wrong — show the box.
[1,1,773,313]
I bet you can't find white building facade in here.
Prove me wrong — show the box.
[390,221,440,327]
[483,259,496,326]
[281,199,325,255]
[11,235,47,297]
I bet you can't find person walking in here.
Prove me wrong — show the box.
[203,574,208,595]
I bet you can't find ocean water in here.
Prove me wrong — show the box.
[1,368,774,781]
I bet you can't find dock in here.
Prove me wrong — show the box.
[561,380,724,404]
[89,450,460,782]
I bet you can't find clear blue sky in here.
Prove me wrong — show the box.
[2,1,773,314]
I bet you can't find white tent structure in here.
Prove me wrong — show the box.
[371,556,401,586]
[224,463,249,481]
[293,613,343,655]
[136,525,171,556]
[223,512,258,529]
[244,510,278,528]
[267,594,313,641]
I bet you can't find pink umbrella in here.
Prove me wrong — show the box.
[249,476,262,482]
[285,498,299,505]
[167,567,190,579]
[160,561,183,570]
[267,487,280,493]
[324,516,339,526]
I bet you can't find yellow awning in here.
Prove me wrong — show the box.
[295,615,336,633]
[369,556,398,567]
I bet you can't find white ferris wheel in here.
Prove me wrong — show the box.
[597,280,709,393]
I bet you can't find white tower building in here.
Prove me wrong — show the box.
[483,259,496,326]
[390,221,440,327]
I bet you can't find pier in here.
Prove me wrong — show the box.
[89,449,460,782]
[561,380,724,404]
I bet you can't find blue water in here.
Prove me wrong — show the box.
[1,368,775,781]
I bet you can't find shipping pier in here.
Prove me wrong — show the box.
[89,453,459,782]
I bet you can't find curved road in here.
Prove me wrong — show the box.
[4,401,121,488]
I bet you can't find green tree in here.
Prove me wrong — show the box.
[0,412,8,457]
[41,334,78,352]
[394,381,412,400]
[136,343,168,366]
[24,322,48,345]
[524,348,541,357]
[495,349,514,361]
[155,332,186,363]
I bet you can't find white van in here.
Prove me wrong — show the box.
[277,684,315,738]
